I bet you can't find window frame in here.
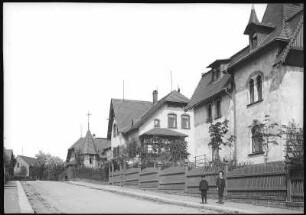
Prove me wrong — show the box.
[181,114,190,129]
[251,125,264,154]
[256,75,262,101]
[215,100,222,119]
[168,113,177,129]
[154,119,160,128]
[207,103,212,123]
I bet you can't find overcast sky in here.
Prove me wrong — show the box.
[4,3,267,160]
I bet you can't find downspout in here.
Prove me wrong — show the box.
[223,70,237,165]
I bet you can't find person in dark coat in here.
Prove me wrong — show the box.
[216,170,225,204]
[199,175,209,204]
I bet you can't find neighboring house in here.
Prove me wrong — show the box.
[107,89,195,164]
[14,155,37,178]
[187,61,234,162]
[107,97,153,160]
[4,149,15,180]
[187,4,303,164]
[66,129,111,168]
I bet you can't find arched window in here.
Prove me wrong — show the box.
[251,125,263,153]
[249,79,254,103]
[181,114,190,129]
[256,75,262,101]
[154,119,160,128]
[168,113,177,128]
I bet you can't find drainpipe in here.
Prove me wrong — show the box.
[223,71,237,165]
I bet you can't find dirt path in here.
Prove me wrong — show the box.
[21,181,61,213]
[20,180,215,214]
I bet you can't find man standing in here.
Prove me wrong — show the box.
[216,170,225,204]
[199,175,209,204]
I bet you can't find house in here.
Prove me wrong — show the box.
[4,149,15,180]
[187,4,303,164]
[14,155,37,179]
[66,129,111,168]
[108,89,194,167]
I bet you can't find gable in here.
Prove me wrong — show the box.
[107,98,152,138]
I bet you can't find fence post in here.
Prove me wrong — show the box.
[286,162,292,203]
[224,164,229,196]
[184,160,189,193]
[157,162,162,190]
[138,163,142,188]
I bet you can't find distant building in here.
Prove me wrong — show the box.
[14,155,37,178]
[187,4,303,164]
[4,149,15,180]
[107,89,195,167]
[66,129,111,168]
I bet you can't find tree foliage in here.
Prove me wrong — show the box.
[74,149,84,167]
[141,136,190,166]
[281,120,303,172]
[34,150,65,180]
[249,114,282,163]
[208,119,235,161]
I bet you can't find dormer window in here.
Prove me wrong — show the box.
[250,34,258,49]
[154,119,160,128]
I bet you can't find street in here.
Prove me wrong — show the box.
[21,181,217,213]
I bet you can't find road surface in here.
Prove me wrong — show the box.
[21,181,218,213]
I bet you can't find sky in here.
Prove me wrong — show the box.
[4,3,267,160]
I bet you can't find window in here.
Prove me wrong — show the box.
[154,119,160,128]
[89,157,93,164]
[113,124,117,137]
[251,125,263,154]
[207,104,212,122]
[215,100,221,118]
[249,79,254,103]
[181,114,190,129]
[251,34,258,49]
[256,75,262,101]
[168,113,177,128]
[215,69,220,79]
[17,162,19,168]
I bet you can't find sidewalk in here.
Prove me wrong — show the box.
[69,180,303,214]
[4,180,34,214]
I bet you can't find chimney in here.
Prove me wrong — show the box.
[153,90,158,105]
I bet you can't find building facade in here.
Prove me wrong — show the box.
[188,3,303,165]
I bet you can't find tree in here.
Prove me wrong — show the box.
[208,119,235,161]
[281,120,303,172]
[74,149,84,167]
[249,114,282,163]
[141,136,190,166]
[168,139,190,164]
[34,151,51,179]
[20,166,27,179]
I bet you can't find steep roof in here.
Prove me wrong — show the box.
[107,99,153,137]
[140,128,188,137]
[18,155,37,167]
[94,138,111,152]
[227,4,303,71]
[4,149,13,159]
[82,130,97,154]
[126,90,190,133]
[187,72,231,109]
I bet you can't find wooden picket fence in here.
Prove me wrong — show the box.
[226,161,287,201]
[108,161,303,206]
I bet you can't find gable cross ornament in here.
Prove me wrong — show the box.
[87,111,92,130]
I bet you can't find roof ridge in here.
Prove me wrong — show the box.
[275,14,304,65]
[111,98,152,103]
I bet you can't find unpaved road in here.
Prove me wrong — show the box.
[21,181,217,213]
